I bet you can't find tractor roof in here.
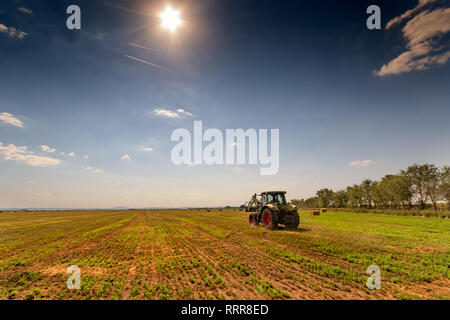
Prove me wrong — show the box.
[260,191,286,195]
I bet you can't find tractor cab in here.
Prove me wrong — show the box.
[261,191,287,206]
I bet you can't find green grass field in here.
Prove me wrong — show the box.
[0,209,448,300]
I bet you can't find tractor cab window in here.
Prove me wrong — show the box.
[261,194,268,205]
[275,193,286,205]
[262,193,286,205]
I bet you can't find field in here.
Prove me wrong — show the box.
[0,209,449,300]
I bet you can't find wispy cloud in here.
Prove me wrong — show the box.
[18,7,33,15]
[385,0,437,29]
[154,108,179,118]
[139,146,154,152]
[40,145,56,153]
[59,151,76,157]
[177,108,193,117]
[85,166,103,174]
[0,24,28,39]
[121,154,131,160]
[153,108,194,118]
[349,160,374,167]
[0,112,24,127]
[0,142,60,167]
[376,4,450,76]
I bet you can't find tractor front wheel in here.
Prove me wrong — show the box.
[249,214,259,227]
[261,208,279,230]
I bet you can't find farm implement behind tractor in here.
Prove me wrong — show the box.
[245,191,299,230]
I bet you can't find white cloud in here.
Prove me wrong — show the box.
[376,6,450,76]
[139,146,154,152]
[376,43,450,76]
[85,166,103,174]
[154,108,179,118]
[0,24,28,39]
[59,151,75,157]
[176,108,193,117]
[386,0,437,29]
[402,8,450,46]
[18,7,33,15]
[0,112,24,127]
[0,142,60,167]
[40,145,56,153]
[349,160,374,167]
[83,155,89,159]
[121,154,131,160]
[153,108,194,118]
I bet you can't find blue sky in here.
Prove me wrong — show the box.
[0,0,449,208]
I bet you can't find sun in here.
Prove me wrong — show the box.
[160,7,181,32]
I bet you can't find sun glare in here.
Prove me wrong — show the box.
[160,7,181,32]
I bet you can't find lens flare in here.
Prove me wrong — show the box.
[160,7,181,32]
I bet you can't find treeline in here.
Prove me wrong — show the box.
[292,164,450,211]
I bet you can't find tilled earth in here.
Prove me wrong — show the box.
[0,209,448,300]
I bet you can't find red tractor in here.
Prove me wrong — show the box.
[244,191,299,230]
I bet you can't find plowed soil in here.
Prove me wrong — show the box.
[0,209,448,300]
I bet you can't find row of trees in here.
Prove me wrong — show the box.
[292,164,450,210]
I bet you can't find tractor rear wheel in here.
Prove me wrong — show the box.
[249,214,259,226]
[285,211,300,230]
[261,208,279,230]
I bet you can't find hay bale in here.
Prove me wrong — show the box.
[320,208,327,213]
[310,210,320,216]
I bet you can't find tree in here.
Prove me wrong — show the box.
[403,164,430,209]
[440,166,450,209]
[347,185,363,208]
[295,163,446,211]
[316,188,334,208]
[372,180,388,209]
[397,172,414,208]
[373,174,413,209]
[361,179,375,208]
[333,190,348,208]
[304,197,319,208]
[423,164,441,210]
[291,197,320,208]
